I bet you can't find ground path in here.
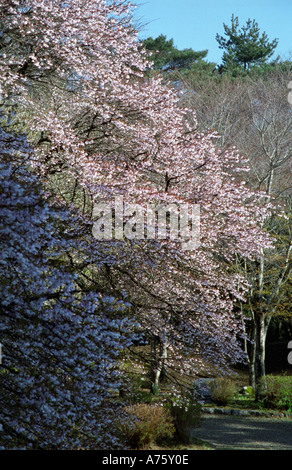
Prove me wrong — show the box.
[191,412,292,450]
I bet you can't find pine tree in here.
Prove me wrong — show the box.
[142,34,208,71]
[216,14,278,73]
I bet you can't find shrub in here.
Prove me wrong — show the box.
[243,385,255,397]
[210,377,237,406]
[118,403,175,449]
[166,393,202,444]
[259,375,292,411]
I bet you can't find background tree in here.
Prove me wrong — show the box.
[179,65,292,397]
[142,34,208,71]
[237,72,292,396]
[216,14,279,74]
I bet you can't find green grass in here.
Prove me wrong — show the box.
[148,436,215,451]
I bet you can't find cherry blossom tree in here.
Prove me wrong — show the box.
[0,0,273,400]
[0,129,135,449]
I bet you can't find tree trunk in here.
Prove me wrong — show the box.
[247,313,271,400]
[150,335,157,388]
[246,319,256,389]
[150,336,168,393]
[254,315,266,400]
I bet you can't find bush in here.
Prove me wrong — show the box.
[118,403,175,449]
[166,393,202,444]
[243,385,255,397]
[210,377,237,406]
[259,375,292,411]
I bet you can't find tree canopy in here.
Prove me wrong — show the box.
[142,34,208,70]
[216,14,279,72]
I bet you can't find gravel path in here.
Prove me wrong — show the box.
[191,413,292,450]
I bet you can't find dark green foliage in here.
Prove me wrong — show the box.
[259,375,292,411]
[216,14,279,74]
[142,34,208,71]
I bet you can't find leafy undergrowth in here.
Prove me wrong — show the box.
[115,363,292,451]
[203,395,260,411]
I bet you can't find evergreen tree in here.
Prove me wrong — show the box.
[216,14,279,73]
[142,34,208,71]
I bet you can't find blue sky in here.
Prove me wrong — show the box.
[134,0,292,64]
